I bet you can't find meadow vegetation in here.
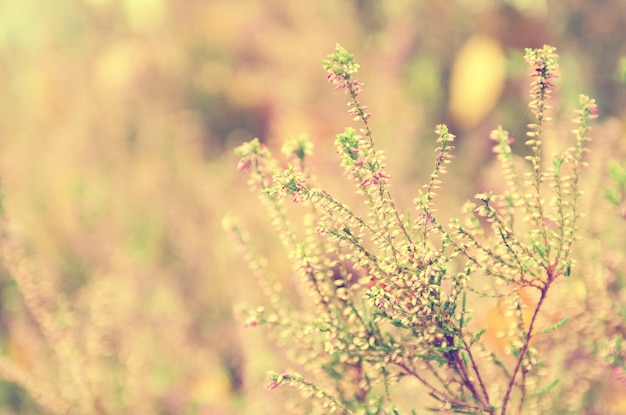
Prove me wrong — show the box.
[0,2,625,414]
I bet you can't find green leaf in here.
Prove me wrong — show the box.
[536,317,570,335]
[322,363,343,380]
[603,189,621,206]
[510,340,521,358]
[530,238,546,260]
[459,292,467,330]
[471,327,488,346]
[608,160,626,187]
[391,319,409,329]
[528,378,559,397]
[564,262,572,277]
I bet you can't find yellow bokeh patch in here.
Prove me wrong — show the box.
[448,35,506,129]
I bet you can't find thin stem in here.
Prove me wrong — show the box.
[461,336,492,410]
[500,285,549,415]
[448,349,491,412]
[394,361,483,412]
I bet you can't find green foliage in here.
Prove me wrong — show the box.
[229,44,610,414]
[604,160,626,209]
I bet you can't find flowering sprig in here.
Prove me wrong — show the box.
[489,127,524,226]
[524,45,559,252]
[553,94,597,269]
[325,45,413,266]
[266,371,348,413]
[235,138,275,188]
[269,166,309,203]
[414,124,456,240]
[323,44,365,99]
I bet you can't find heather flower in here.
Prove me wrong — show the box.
[282,134,314,163]
[229,44,603,415]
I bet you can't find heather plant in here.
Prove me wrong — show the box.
[227,44,606,414]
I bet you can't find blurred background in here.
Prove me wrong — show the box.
[0,0,625,413]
